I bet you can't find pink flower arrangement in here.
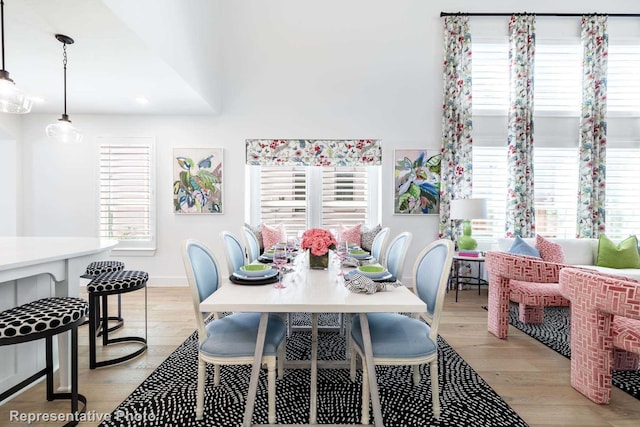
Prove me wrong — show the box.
[301,228,337,256]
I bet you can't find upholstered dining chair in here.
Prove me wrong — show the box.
[181,239,286,423]
[220,231,247,276]
[349,239,454,422]
[384,231,413,280]
[559,267,640,404]
[370,226,390,265]
[241,225,261,263]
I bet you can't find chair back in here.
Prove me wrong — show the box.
[220,231,246,275]
[371,227,390,265]
[181,239,222,340]
[413,239,454,339]
[242,225,261,263]
[385,231,413,279]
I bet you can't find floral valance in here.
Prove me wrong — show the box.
[245,139,381,167]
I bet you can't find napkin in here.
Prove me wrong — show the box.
[344,272,401,294]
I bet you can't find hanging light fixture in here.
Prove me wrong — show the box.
[0,0,31,114]
[46,34,82,143]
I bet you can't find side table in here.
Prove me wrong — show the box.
[450,253,488,302]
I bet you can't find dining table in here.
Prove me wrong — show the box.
[199,251,426,427]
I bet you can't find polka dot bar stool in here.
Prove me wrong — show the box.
[81,261,125,335]
[87,270,148,369]
[0,297,88,425]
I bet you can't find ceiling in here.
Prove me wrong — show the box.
[5,0,220,115]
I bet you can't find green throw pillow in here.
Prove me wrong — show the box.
[596,234,640,269]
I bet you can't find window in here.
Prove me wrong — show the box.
[99,137,156,253]
[472,33,640,239]
[251,165,378,236]
[472,147,579,239]
[606,148,640,240]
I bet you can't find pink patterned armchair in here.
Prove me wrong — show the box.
[485,251,570,339]
[559,268,640,404]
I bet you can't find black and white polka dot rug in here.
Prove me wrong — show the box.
[506,305,640,401]
[100,320,528,426]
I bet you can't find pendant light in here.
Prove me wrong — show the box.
[46,34,82,143]
[0,0,31,114]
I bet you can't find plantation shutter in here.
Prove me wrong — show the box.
[472,147,579,239]
[321,167,368,229]
[259,166,307,236]
[99,143,154,246]
[608,44,640,113]
[606,149,640,240]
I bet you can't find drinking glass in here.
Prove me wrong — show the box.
[336,241,348,277]
[273,245,288,289]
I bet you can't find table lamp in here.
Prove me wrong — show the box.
[450,198,488,250]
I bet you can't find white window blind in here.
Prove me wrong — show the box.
[472,43,581,114]
[321,167,368,229]
[606,148,640,240]
[472,147,579,239]
[99,141,155,250]
[255,166,374,236]
[259,166,307,236]
[608,44,640,114]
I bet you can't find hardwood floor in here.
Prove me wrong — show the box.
[1,286,639,426]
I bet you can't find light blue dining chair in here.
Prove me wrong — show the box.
[384,231,413,280]
[241,225,261,263]
[220,230,246,276]
[181,239,286,423]
[349,239,454,422]
[370,226,390,265]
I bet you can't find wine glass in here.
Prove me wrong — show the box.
[273,245,288,289]
[336,241,348,277]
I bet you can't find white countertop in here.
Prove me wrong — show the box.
[0,237,119,271]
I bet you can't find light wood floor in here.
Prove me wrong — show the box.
[1,286,639,426]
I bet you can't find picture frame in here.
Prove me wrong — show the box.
[173,147,223,214]
[393,149,441,215]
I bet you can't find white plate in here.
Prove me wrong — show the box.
[232,269,278,281]
[238,265,275,277]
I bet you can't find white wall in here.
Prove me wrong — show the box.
[14,0,640,285]
[0,115,23,236]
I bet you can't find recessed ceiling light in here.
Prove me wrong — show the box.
[135,97,149,105]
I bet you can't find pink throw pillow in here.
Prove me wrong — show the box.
[262,223,287,250]
[339,224,362,247]
[536,235,565,264]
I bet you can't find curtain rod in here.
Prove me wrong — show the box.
[440,12,640,18]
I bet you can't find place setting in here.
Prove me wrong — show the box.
[229,263,280,285]
[343,263,401,294]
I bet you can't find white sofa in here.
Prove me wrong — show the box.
[495,238,640,281]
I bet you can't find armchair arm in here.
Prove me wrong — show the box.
[560,268,640,320]
[485,251,570,283]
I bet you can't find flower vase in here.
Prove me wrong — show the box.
[309,251,329,270]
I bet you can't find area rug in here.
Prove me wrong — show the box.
[506,305,640,400]
[100,326,528,427]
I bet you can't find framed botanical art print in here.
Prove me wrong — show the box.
[173,148,223,214]
[394,149,441,215]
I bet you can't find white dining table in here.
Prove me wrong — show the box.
[199,253,426,427]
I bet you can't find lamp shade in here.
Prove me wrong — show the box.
[450,198,488,220]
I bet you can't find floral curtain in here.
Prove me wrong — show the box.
[438,16,473,240]
[505,15,536,238]
[577,15,608,238]
[245,139,381,167]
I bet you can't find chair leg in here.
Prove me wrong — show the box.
[101,295,110,346]
[350,346,357,381]
[430,360,440,420]
[46,336,54,401]
[277,341,285,380]
[413,365,421,386]
[214,365,220,386]
[89,295,98,370]
[361,357,370,425]
[268,358,276,424]
[196,358,206,420]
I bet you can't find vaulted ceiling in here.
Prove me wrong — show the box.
[5,0,220,115]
